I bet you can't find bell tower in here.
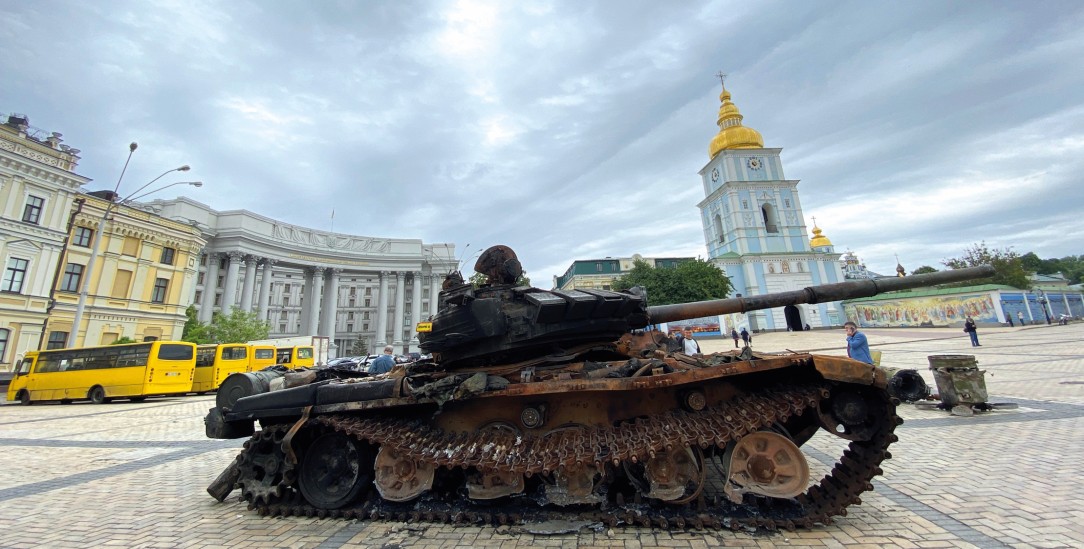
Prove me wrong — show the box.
[696,78,845,330]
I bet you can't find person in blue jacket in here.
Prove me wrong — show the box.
[368,345,396,375]
[844,321,874,364]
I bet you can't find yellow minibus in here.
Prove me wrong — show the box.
[7,341,197,405]
[275,346,315,368]
[192,344,253,393]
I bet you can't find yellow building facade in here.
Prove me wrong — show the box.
[47,194,206,348]
[0,114,87,370]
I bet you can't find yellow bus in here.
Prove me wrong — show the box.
[193,344,254,393]
[249,345,277,371]
[7,341,197,405]
[275,346,315,368]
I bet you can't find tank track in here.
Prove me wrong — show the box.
[232,384,900,530]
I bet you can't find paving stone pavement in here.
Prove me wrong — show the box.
[1,323,1081,548]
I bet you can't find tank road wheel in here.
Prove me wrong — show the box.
[723,431,810,503]
[642,446,707,504]
[374,446,435,502]
[237,427,296,506]
[88,386,111,404]
[467,422,525,500]
[546,463,601,506]
[18,390,31,406]
[298,432,373,510]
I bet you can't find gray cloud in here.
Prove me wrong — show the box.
[3,0,1082,285]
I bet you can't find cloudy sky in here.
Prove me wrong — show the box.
[3,0,1083,286]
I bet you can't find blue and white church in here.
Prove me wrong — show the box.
[696,84,846,331]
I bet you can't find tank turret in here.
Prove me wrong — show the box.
[420,245,994,368]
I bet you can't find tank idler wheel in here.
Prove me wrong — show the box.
[374,447,435,502]
[723,431,810,503]
[643,446,706,504]
[238,428,295,506]
[467,468,525,500]
[298,432,373,510]
[88,386,111,405]
[817,386,887,441]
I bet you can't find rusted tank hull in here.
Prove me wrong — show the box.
[215,349,898,529]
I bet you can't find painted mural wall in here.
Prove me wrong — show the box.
[844,293,998,328]
[662,315,723,336]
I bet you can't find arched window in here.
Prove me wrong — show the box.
[713,214,724,242]
[761,203,779,233]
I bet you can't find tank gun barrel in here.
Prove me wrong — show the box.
[645,265,995,326]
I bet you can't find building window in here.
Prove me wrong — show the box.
[216,275,223,287]
[350,288,357,297]
[194,291,202,303]
[279,323,287,332]
[347,312,355,321]
[122,236,139,256]
[60,263,84,292]
[346,323,353,332]
[111,269,133,298]
[73,227,93,247]
[160,246,176,265]
[214,294,221,306]
[283,296,290,307]
[349,297,355,307]
[364,298,371,307]
[151,278,169,303]
[596,262,602,272]
[22,195,45,224]
[365,287,372,296]
[2,258,29,293]
[363,323,369,331]
[46,331,68,350]
[0,328,8,362]
[280,311,288,320]
[284,283,291,293]
[363,312,370,320]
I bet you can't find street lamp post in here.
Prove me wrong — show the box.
[66,146,198,347]
[1037,290,1052,325]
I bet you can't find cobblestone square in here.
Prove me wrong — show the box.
[2,324,1081,548]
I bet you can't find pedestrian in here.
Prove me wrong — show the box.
[1017,311,1026,326]
[804,323,811,331]
[964,316,980,346]
[844,321,874,364]
[1006,313,1014,327]
[672,330,685,352]
[731,328,740,349]
[740,328,750,347]
[368,345,396,375]
[682,331,701,355]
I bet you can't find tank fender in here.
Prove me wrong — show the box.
[811,355,888,388]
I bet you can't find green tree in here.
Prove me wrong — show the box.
[612,258,732,306]
[942,241,1032,289]
[469,271,532,288]
[110,336,137,345]
[350,334,368,356]
[181,305,213,344]
[205,308,271,344]
[911,265,938,275]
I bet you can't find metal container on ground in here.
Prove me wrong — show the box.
[927,354,988,407]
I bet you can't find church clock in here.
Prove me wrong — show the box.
[746,157,763,170]
[710,167,720,182]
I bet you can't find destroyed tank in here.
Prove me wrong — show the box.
[205,246,994,529]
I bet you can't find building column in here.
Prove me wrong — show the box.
[199,252,220,322]
[392,271,406,348]
[375,270,390,348]
[320,268,341,339]
[221,251,243,313]
[429,273,442,315]
[303,267,324,336]
[238,256,258,311]
[409,271,422,350]
[257,259,276,322]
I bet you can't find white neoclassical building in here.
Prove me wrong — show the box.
[144,197,457,356]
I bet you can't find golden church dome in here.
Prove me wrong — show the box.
[709,88,764,158]
[809,225,833,248]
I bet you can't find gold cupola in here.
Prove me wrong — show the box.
[709,87,764,159]
[809,223,833,249]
